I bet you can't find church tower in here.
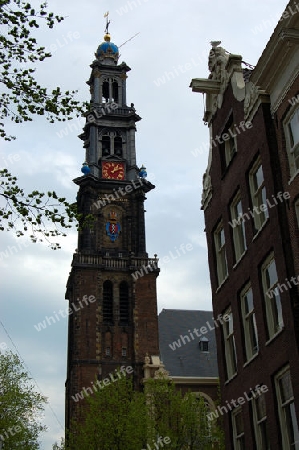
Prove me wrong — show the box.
[65,20,160,428]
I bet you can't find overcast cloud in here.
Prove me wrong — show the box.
[0,0,288,447]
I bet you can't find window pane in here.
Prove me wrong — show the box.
[220,228,225,246]
[249,315,258,351]
[235,411,244,434]
[256,394,267,421]
[202,341,209,352]
[228,313,234,334]
[255,165,264,190]
[290,109,299,147]
[289,403,299,448]
[215,223,228,285]
[279,371,293,403]
[250,160,268,231]
[266,260,277,289]
[245,289,254,314]
[224,309,237,378]
[276,369,299,449]
[262,187,269,219]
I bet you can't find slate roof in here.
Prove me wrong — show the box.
[158,309,219,378]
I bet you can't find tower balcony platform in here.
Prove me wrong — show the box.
[71,253,159,272]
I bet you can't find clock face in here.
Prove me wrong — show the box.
[102,162,125,180]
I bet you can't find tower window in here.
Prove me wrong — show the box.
[102,80,109,103]
[102,135,111,156]
[114,136,122,157]
[122,347,127,357]
[102,78,119,103]
[112,81,119,103]
[103,280,113,324]
[119,281,129,324]
[105,347,111,356]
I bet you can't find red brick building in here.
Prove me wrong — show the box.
[190,2,299,448]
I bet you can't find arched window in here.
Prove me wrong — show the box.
[114,136,122,156]
[103,281,113,324]
[102,78,119,103]
[112,81,119,103]
[102,80,109,103]
[102,135,111,156]
[119,281,129,324]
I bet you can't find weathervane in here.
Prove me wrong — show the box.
[104,11,110,34]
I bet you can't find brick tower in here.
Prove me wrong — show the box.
[65,21,160,429]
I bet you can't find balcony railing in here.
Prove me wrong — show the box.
[72,253,159,270]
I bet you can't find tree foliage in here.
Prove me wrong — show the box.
[66,373,224,450]
[68,375,148,450]
[0,0,84,141]
[145,377,224,450]
[0,350,47,449]
[0,168,80,249]
[0,0,90,248]
[52,438,65,450]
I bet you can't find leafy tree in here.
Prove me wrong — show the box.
[0,168,80,249]
[52,438,65,450]
[0,350,47,449]
[0,0,88,248]
[145,376,224,450]
[66,372,224,450]
[67,374,148,450]
[0,0,84,141]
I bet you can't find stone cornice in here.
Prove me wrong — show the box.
[190,78,221,95]
[171,376,219,385]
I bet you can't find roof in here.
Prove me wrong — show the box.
[158,309,219,378]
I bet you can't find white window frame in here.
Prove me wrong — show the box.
[223,308,237,380]
[284,106,299,179]
[214,221,228,286]
[231,193,247,262]
[261,254,284,339]
[232,407,245,449]
[249,158,268,232]
[252,393,270,449]
[275,366,299,449]
[240,284,258,361]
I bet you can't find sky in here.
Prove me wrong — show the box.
[0,0,289,447]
